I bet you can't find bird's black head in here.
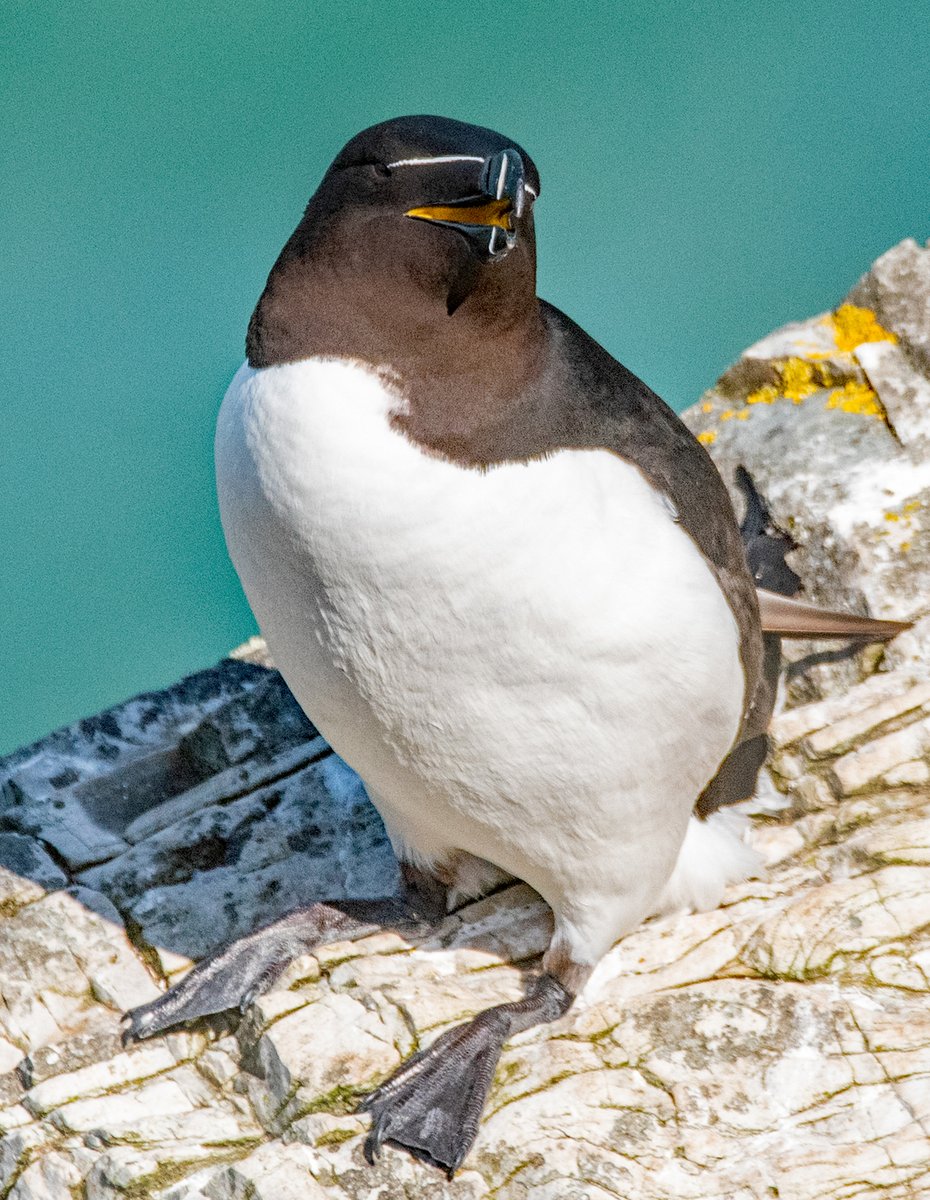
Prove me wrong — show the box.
[247,116,542,370]
[331,115,540,267]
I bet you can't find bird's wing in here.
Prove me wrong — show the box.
[532,306,912,818]
[757,589,912,640]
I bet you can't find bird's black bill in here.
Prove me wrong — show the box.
[405,147,527,260]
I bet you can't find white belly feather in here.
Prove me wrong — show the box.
[215,358,745,961]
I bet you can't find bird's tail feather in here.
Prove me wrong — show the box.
[757,589,912,641]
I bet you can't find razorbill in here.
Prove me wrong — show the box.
[125,115,911,1175]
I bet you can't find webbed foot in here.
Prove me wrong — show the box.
[123,897,420,1043]
[360,973,572,1176]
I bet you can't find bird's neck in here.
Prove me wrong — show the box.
[246,247,550,467]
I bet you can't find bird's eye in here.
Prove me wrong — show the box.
[340,158,391,180]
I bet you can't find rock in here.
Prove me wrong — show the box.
[847,237,930,374]
[803,680,930,757]
[0,659,275,873]
[830,715,930,795]
[204,1143,331,1199]
[83,1144,254,1200]
[0,835,66,892]
[121,740,325,844]
[47,1074,201,1135]
[855,339,930,448]
[78,754,398,962]
[0,1125,48,1194]
[6,1143,94,1200]
[683,238,930,703]
[768,667,916,749]
[25,1044,180,1116]
[20,1021,137,1089]
[178,671,317,777]
[254,990,409,1121]
[0,887,160,1062]
[3,238,930,1195]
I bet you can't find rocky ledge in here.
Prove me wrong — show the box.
[3,238,930,1199]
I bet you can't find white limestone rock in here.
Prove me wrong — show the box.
[204,1143,331,1199]
[83,1144,255,1200]
[254,990,409,1117]
[6,1143,95,1200]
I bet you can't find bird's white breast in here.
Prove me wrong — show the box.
[215,357,745,959]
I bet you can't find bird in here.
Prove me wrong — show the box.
[124,115,911,1176]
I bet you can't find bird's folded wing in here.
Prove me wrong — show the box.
[757,589,912,640]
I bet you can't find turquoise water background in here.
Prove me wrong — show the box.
[2,0,928,755]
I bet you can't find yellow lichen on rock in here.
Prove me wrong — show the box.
[746,385,779,406]
[825,380,884,417]
[779,358,819,404]
[880,499,922,552]
[697,430,717,445]
[829,303,898,353]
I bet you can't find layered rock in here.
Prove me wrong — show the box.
[2,238,930,1198]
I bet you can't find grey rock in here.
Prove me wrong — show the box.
[79,754,398,962]
[1,659,272,797]
[0,660,276,874]
[0,835,66,892]
[179,672,317,777]
[0,773,129,871]
[847,236,930,374]
[122,739,328,845]
[856,338,930,448]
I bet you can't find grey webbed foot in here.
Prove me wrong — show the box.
[122,897,421,1044]
[360,973,573,1177]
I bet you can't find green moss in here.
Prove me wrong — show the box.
[118,1150,251,1199]
[295,1082,363,1118]
[202,1136,263,1151]
[489,1068,584,1115]
[314,1126,357,1148]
